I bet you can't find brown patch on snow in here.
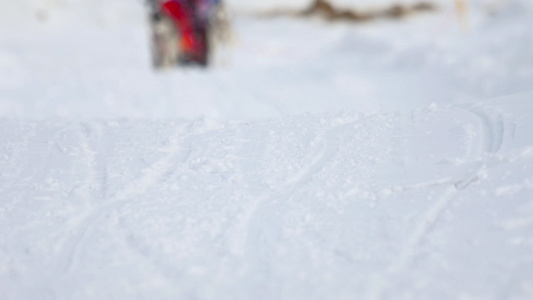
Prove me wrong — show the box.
[259,0,436,22]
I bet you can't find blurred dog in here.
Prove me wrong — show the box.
[150,9,180,69]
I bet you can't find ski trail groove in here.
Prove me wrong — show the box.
[283,134,329,187]
[281,123,349,190]
[230,124,341,268]
[456,105,505,154]
[367,185,458,300]
[399,178,454,191]
[58,126,189,275]
[76,123,106,200]
[367,108,502,299]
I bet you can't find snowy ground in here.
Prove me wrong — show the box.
[1,0,533,299]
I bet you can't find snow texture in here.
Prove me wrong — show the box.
[1,0,533,299]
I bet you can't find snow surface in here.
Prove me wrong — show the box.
[1,0,533,299]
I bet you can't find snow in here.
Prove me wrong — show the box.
[1,0,533,299]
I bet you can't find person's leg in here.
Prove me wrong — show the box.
[190,0,209,65]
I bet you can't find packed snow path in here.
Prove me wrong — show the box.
[1,0,533,299]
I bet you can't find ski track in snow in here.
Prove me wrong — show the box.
[58,124,191,275]
[230,122,339,258]
[1,106,533,299]
[366,104,504,299]
[367,99,533,299]
[456,104,506,155]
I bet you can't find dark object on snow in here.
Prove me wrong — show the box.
[261,0,436,23]
[147,0,231,69]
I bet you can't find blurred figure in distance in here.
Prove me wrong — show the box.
[148,0,230,68]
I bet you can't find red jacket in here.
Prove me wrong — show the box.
[161,0,207,62]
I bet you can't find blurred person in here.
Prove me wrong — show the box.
[148,0,229,68]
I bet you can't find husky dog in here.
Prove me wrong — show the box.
[206,1,233,65]
[150,9,181,69]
